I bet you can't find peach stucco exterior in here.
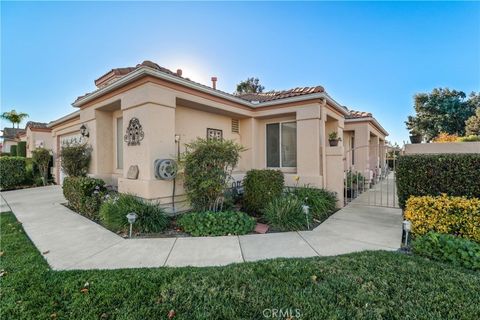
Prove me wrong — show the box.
[50,64,389,209]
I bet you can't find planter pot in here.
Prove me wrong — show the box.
[409,135,422,144]
[329,139,339,147]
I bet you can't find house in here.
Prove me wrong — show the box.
[50,60,389,209]
[343,110,389,182]
[20,122,53,157]
[0,128,25,153]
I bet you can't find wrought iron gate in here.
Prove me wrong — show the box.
[343,145,399,208]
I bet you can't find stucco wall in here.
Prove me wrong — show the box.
[404,142,480,154]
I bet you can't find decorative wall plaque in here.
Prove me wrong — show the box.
[207,128,223,140]
[124,117,144,146]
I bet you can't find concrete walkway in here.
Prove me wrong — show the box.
[1,185,402,270]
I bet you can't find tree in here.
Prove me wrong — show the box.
[405,89,478,141]
[60,141,92,177]
[0,109,29,128]
[32,148,51,186]
[465,107,480,136]
[235,77,265,94]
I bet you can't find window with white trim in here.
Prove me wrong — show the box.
[116,117,123,169]
[266,121,297,168]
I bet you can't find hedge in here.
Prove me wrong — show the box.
[413,232,480,271]
[404,195,480,242]
[9,145,17,157]
[17,141,27,157]
[0,157,26,190]
[396,154,480,208]
[243,169,284,214]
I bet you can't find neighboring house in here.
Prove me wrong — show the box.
[21,122,53,157]
[50,60,389,208]
[0,128,25,153]
[343,110,389,182]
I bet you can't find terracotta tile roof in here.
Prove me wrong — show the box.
[75,61,327,106]
[25,121,49,129]
[346,110,373,119]
[236,86,325,103]
[1,128,25,139]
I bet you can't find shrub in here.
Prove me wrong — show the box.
[458,135,480,142]
[17,141,27,157]
[178,210,255,236]
[10,145,17,156]
[413,232,480,271]
[31,148,51,186]
[264,195,312,231]
[289,186,337,222]
[404,195,480,242]
[183,138,244,211]
[345,170,365,189]
[100,194,169,233]
[60,142,92,177]
[432,132,458,143]
[63,176,106,220]
[465,107,480,136]
[396,154,480,208]
[0,157,26,190]
[243,169,284,214]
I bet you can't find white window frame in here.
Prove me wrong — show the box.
[265,120,297,170]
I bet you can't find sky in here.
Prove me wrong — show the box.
[2,1,479,144]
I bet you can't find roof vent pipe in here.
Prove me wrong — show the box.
[211,77,217,90]
[176,69,183,77]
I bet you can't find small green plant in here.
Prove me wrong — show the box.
[178,210,255,236]
[100,194,169,233]
[345,170,365,188]
[243,169,284,215]
[183,138,244,211]
[63,176,106,220]
[0,156,26,190]
[60,141,92,177]
[458,135,480,142]
[413,232,480,271]
[31,148,51,186]
[289,186,337,222]
[328,131,341,141]
[264,195,311,231]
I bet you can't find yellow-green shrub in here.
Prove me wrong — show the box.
[404,195,480,242]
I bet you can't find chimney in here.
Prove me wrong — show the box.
[211,76,217,90]
[176,69,183,77]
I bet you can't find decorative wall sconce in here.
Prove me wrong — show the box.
[80,124,90,138]
[124,117,144,146]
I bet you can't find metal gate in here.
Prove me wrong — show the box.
[343,144,399,208]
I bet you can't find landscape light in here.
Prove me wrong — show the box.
[126,212,137,238]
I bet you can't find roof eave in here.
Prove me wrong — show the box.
[345,117,389,136]
[47,110,81,128]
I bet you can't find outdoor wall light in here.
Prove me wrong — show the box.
[80,124,89,138]
[126,212,138,238]
[302,204,310,230]
[402,220,411,247]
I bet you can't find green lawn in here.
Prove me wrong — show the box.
[1,212,479,319]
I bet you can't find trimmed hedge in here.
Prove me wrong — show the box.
[404,195,480,242]
[178,210,255,236]
[100,194,169,233]
[9,145,17,156]
[0,157,26,190]
[17,141,27,157]
[413,232,480,271]
[243,169,284,214]
[63,176,106,220]
[396,154,480,208]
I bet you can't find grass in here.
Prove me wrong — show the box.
[1,212,479,319]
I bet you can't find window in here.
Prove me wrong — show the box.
[266,122,297,168]
[351,136,355,165]
[116,117,123,169]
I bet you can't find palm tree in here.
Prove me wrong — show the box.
[1,109,29,128]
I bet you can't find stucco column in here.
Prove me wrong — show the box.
[118,83,177,201]
[370,135,380,172]
[296,104,323,187]
[353,126,370,178]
